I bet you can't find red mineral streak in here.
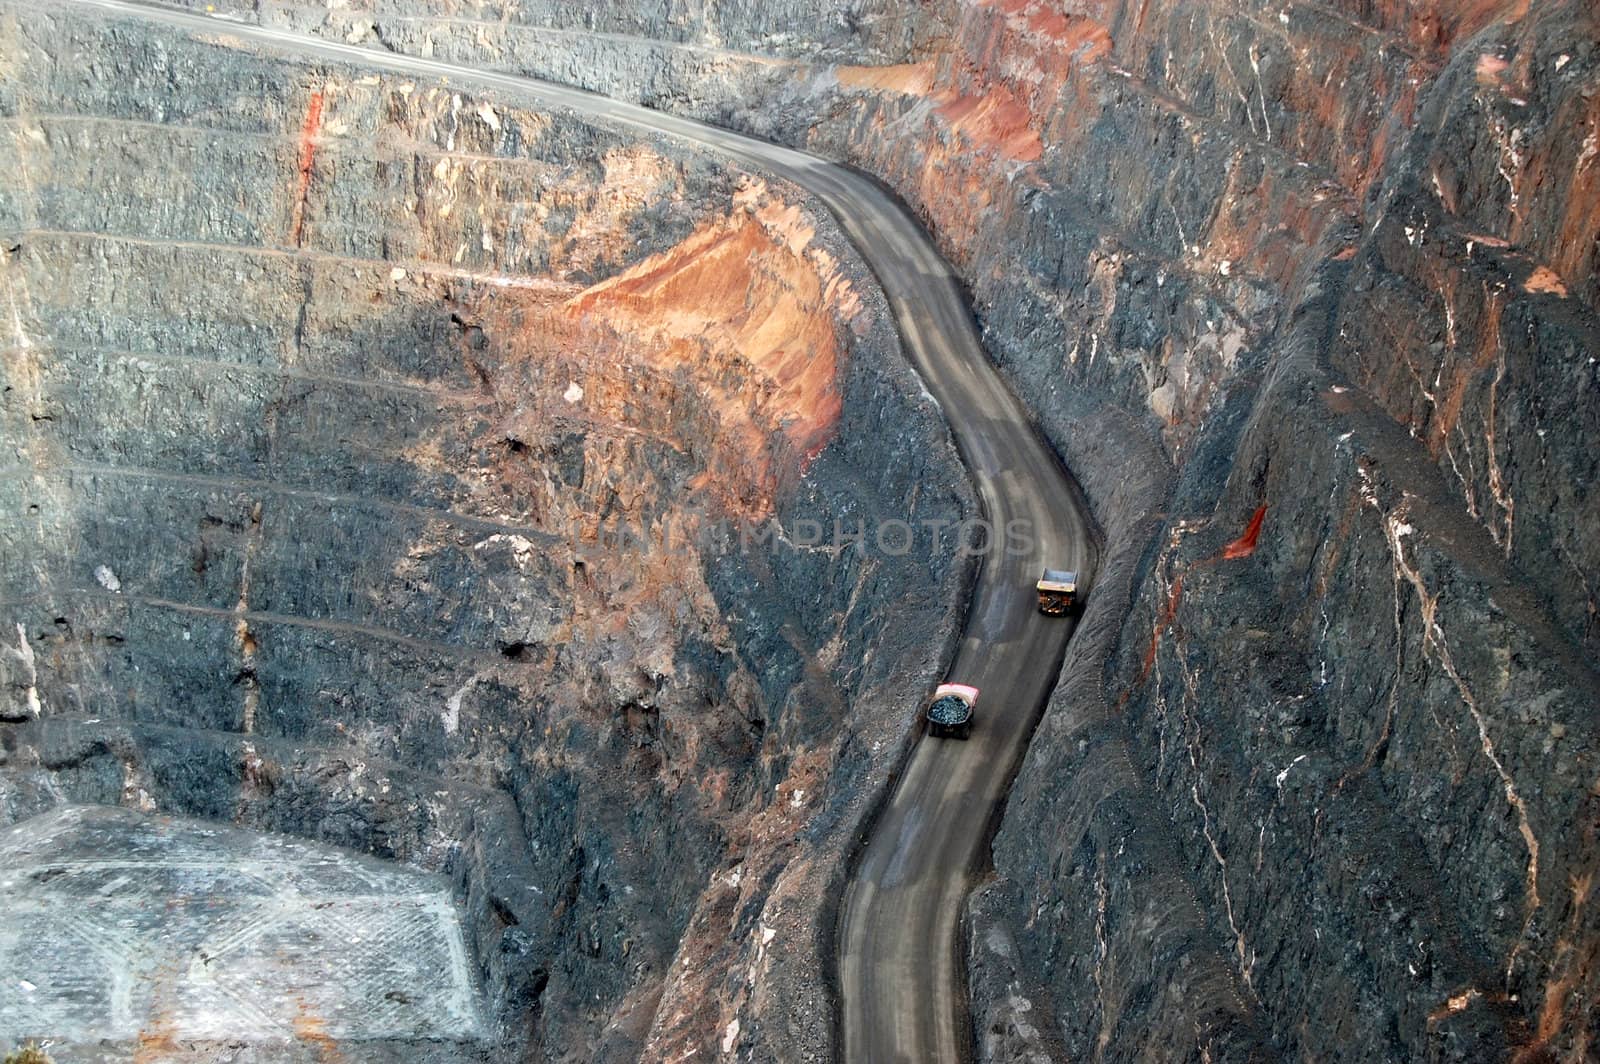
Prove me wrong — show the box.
[289,88,325,247]
[1222,505,1267,560]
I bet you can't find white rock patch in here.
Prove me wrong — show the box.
[94,565,121,592]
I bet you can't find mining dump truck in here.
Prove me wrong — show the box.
[925,683,978,740]
[1036,568,1078,615]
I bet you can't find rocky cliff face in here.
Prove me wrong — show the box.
[175,0,957,62]
[5,0,1598,1061]
[896,5,1600,1061]
[0,8,974,1060]
[807,1,1600,1060]
[219,0,1600,1060]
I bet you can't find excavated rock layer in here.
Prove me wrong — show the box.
[834,3,1600,1061]
[0,9,974,1060]
[221,0,1600,1059]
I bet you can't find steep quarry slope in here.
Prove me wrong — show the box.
[172,0,955,63]
[202,0,1600,1060]
[867,5,1600,1062]
[0,8,975,1060]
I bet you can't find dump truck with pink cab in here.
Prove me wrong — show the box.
[925,683,977,740]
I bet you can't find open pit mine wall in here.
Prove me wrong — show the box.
[189,0,1600,1060]
[0,9,977,1061]
[165,0,961,63]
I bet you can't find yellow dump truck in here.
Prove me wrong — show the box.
[1036,569,1078,616]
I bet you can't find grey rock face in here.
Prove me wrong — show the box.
[9,0,1599,1060]
[214,0,1600,1059]
[173,0,957,64]
[0,8,972,1060]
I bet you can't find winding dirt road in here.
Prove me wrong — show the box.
[51,2,1096,1057]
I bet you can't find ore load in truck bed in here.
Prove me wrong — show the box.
[927,695,972,726]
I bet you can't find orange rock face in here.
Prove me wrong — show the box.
[835,62,937,96]
[473,178,857,524]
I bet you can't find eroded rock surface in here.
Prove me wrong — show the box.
[192,0,1600,1060]
[4,0,1598,1060]
[0,8,973,1060]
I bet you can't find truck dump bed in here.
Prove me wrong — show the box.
[927,695,972,726]
[1036,568,1077,593]
[1036,569,1079,615]
[926,683,977,739]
